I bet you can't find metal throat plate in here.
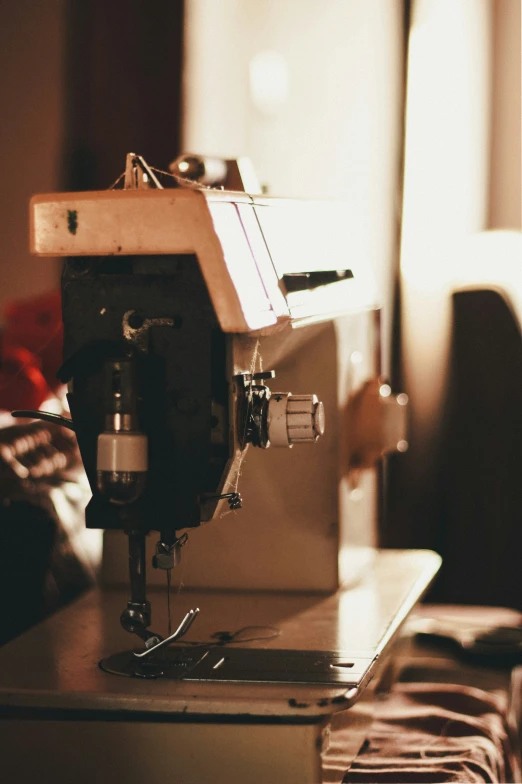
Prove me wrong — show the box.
[99,646,374,686]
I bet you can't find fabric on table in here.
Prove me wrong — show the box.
[341,682,517,783]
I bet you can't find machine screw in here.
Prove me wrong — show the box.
[121,601,152,634]
[127,310,145,329]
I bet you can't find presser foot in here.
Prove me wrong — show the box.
[103,607,201,679]
[133,608,200,659]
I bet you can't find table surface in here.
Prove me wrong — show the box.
[0,549,440,719]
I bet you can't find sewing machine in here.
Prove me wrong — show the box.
[0,154,440,783]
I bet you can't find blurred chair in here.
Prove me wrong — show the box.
[432,284,522,606]
[430,232,522,607]
[389,231,522,609]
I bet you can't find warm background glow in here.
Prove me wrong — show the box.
[399,0,521,517]
[183,0,405,377]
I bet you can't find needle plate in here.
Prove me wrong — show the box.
[100,646,375,685]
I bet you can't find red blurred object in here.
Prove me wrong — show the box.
[0,290,63,411]
[0,344,51,410]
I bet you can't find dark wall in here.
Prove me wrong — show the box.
[0,0,66,312]
[0,0,185,316]
[64,0,185,190]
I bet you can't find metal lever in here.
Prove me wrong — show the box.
[12,410,76,431]
[124,153,163,190]
[133,608,200,659]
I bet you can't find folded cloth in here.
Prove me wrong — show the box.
[343,682,517,783]
[0,421,95,646]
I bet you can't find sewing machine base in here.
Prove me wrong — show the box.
[0,707,374,784]
[0,549,440,784]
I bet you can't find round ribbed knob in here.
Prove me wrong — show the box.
[267,393,325,448]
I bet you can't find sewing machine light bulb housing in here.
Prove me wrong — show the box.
[96,432,148,504]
